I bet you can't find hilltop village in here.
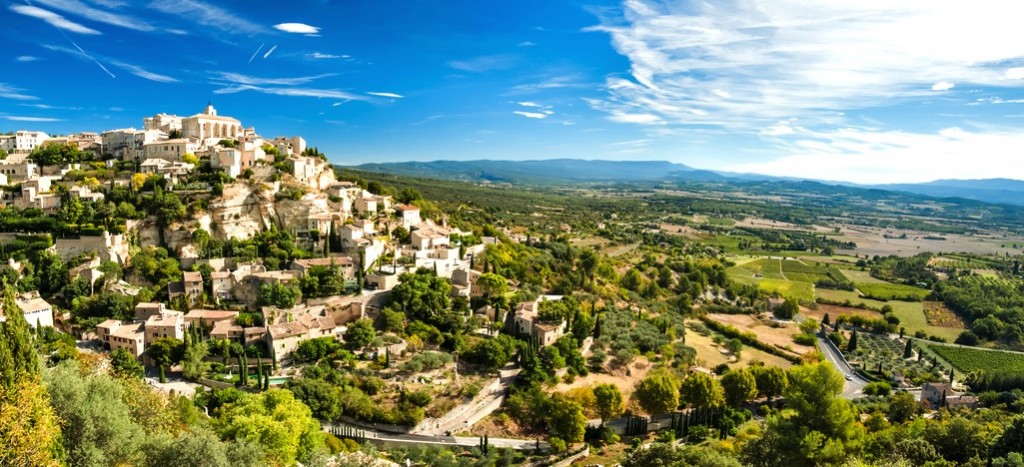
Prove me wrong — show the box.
[4,105,1024,466]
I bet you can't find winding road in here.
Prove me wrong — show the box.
[816,333,869,399]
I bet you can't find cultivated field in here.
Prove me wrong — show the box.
[707,313,815,356]
[685,320,796,369]
[925,343,1024,374]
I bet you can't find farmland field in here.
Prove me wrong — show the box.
[923,302,966,329]
[926,344,1024,374]
[842,333,947,384]
[855,282,931,301]
[814,289,963,341]
[759,278,814,302]
[684,320,795,369]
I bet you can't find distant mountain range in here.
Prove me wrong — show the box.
[352,159,1024,206]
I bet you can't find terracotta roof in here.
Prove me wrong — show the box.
[268,321,308,339]
[184,309,237,321]
[183,271,203,283]
[396,204,419,212]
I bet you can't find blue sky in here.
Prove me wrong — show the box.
[4,0,1024,183]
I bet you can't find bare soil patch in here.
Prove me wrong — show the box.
[707,313,815,355]
[804,304,881,322]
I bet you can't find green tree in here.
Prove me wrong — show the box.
[847,329,858,352]
[773,298,799,320]
[548,394,587,443]
[593,383,624,422]
[680,372,725,409]
[721,369,758,406]
[751,365,788,401]
[887,390,918,423]
[344,319,375,349]
[725,338,743,359]
[181,341,211,380]
[0,379,62,467]
[213,389,324,465]
[633,370,680,415]
[903,339,913,358]
[622,443,742,467]
[142,427,230,467]
[0,282,38,388]
[147,337,184,384]
[110,347,144,379]
[45,361,144,466]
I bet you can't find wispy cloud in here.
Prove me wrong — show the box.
[513,111,548,119]
[0,84,38,100]
[33,0,155,31]
[213,85,367,101]
[932,81,955,91]
[111,61,177,82]
[15,56,40,62]
[307,52,348,60]
[10,5,100,34]
[515,101,554,116]
[20,103,81,110]
[274,23,319,34]
[518,41,536,47]
[506,74,587,94]
[3,115,62,122]
[448,54,517,73]
[730,126,1024,183]
[367,92,404,99]
[212,72,336,87]
[588,0,1024,129]
[149,0,261,34]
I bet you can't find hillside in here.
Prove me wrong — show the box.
[352,159,720,184]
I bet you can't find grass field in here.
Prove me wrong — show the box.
[840,269,888,284]
[685,320,794,369]
[814,289,963,341]
[855,282,931,301]
[924,343,1024,374]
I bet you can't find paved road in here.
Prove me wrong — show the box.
[413,367,520,436]
[817,333,869,399]
[325,422,545,451]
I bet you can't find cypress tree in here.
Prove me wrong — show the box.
[256,361,264,388]
[847,329,858,352]
[903,340,913,358]
[822,313,831,327]
[0,281,38,387]
[241,354,249,386]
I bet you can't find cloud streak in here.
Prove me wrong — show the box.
[111,61,177,82]
[213,85,367,101]
[588,0,1024,129]
[149,0,261,34]
[513,111,548,119]
[10,5,100,34]
[32,0,156,31]
[0,84,38,100]
[212,72,336,87]
[3,115,62,122]
[367,92,404,98]
[449,54,517,72]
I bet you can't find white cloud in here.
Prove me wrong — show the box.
[15,56,40,62]
[517,101,543,108]
[0,84,38,100]
[588,0,1024,128]
[33,0,155,31]
[513,111,548,119]
[932,81,955,91]
[112,62,177,82]
[10,5,101,34]
[449,54,517,72]
[367,92,404,99]
[274,23,319,34]
[3,116,61,122]
[607,112,662,124]
[149,0,261,34]
[212,72,335,86]
[263,45,277,59]
[518,41,537,47]
[307,52,344,59]
[729,126,1024,183]
[1005,68,1024,80]
[213,85,367,101]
